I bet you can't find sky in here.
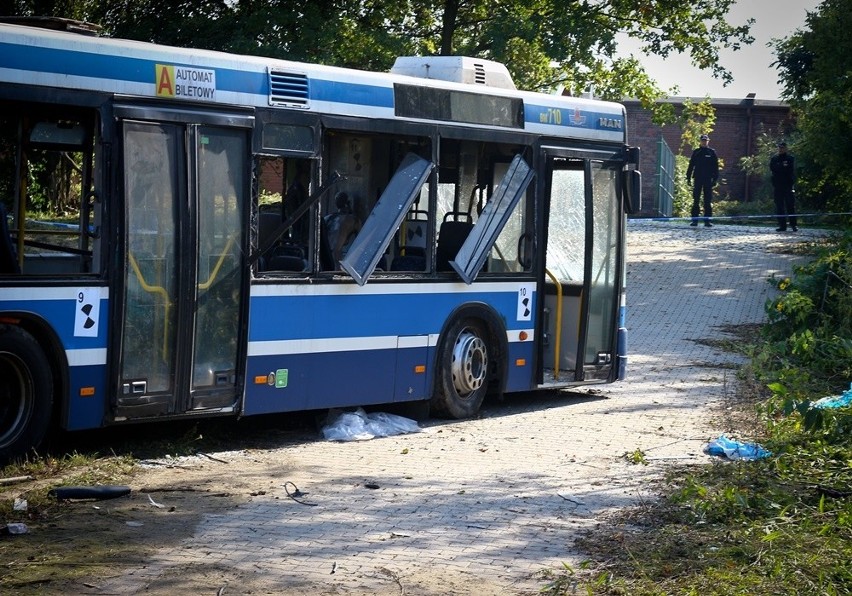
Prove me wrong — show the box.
[617,0,821,100]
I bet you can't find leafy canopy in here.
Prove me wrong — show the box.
[774,0,852,213]
[5,0,753,109]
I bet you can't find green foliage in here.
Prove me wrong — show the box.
[671,154,692,217]
[4,0,753,108]
[713,198,776,225]
[739,130,797,205]
[623,448,648,465]
[762,232,852,390]
[774,0,852,218]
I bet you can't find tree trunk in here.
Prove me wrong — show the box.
[440,0,460,55]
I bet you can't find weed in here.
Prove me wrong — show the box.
[623,449,648,466]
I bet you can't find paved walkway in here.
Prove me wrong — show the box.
[96,222,824,595]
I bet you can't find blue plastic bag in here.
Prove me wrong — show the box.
[812,383,852,409]
[704,434,771,461]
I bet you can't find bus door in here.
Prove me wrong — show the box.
[114,109,252,419]
[541,153,625,384]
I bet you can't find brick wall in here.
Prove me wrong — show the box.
[623,97,795,216]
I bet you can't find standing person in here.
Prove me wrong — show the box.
[686,134,719,227]
[769,141,797,232]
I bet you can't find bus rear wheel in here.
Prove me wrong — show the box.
[0,326,54,464]
[431,317,489,419]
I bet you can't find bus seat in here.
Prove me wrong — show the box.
[400,210,428,256]
[391,253,426,271]
[0,203,20,274]
[436,220,473,271]
[268,243,308,272]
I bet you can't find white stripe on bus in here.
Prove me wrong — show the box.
[248,329,534,357]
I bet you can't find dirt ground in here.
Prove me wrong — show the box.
[2,223,816,595]
[3,413,550,595]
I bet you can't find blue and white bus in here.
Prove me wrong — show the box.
[0,17,639,462]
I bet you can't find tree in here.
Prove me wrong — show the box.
[4,0,753,112]
[774,0,852,213]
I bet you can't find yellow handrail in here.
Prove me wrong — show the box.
[127,252,172,361]
[198,236,235,290]
[544,268,563,380]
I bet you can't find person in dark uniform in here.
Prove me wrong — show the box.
[769,141,797,232]
[686,134,719,227]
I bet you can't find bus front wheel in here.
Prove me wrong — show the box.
[0,325,54,464]
[431,317,489,419]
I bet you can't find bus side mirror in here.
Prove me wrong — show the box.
[624,169,641,214]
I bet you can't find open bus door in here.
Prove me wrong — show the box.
[540,152,626,385]
[113,108,252,420]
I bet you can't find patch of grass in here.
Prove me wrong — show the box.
[558,456,852,595]
[1,452,137,520]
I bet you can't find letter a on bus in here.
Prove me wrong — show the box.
[155,64,175,97]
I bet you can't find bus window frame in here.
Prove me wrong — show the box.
[450,153,535,283]
[339,152,434,285]
[253,109,320,158]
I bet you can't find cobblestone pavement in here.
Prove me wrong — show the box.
[96,222,826,595]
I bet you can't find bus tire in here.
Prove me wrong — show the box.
[0,325,54,464]
[431,316,490,419]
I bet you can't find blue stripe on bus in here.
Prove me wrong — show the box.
[524,103,624,132]
[243,337,536,415]
[0,298,109,349]
[2,40,623,133]
[248,289,530,341]
[311,78,395,108]
[245,349,400,414]
[0,41,265,94]
[2,41,392,110]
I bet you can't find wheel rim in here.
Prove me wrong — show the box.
[450,329,487,398]
[0,352,33,449]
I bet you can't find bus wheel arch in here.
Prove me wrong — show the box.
[0,324,56,464]
[430,303,507,419]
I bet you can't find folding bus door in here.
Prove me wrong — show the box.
[115,112,251,419]
[542,154,624,383]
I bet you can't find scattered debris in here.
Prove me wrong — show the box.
[49,485,132,501]
[704,434,771,461]
[812,383,852,409]
[557,494,585,506]
[816,485,852,499]
[283,481,317,506]
[197,451,229,464]
[13,497,27,511]
[1,522,28,535]
[321,408,421,441]
[147,494,165,508]
[0,475,33,486]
